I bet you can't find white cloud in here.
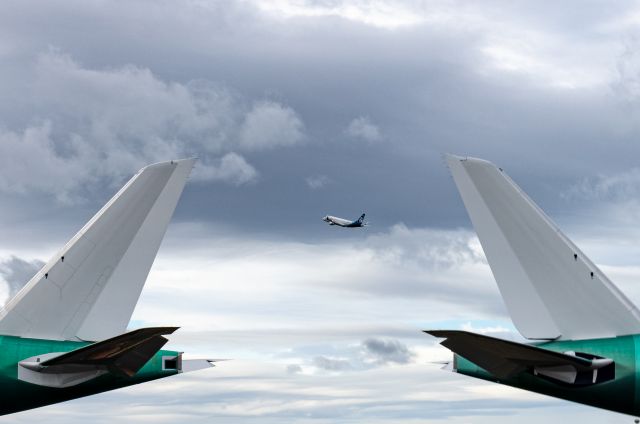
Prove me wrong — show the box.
[345,116,382,142]
[129,223,503,338]
[480,35,610,89]
[305,174,330,189]
[565,167,640,201]
[16,358,579,424]
[238,100,305,151]
[551,166,640,255]
[254,0,424,29]
[460,321,521,341]
[256,0,614,89]
[365,223,486,270]
[0,256,43,305]
[192,152,258,185]
[613,36,640,105]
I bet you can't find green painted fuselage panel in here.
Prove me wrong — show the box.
[0,335,179,416]
[454,335,640,415]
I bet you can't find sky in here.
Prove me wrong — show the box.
[3,0,640,422]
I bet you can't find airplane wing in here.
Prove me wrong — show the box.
[38,327,178,377]
[0,159,195,341]
[426,330,613,384]
[446,155,640,340]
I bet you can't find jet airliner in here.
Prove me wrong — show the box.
[427,155,640,417]
[0,158,214,415]
[322,213,367,228]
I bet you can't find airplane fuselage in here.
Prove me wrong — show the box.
[0,334,180,415]
[322,215,365,228]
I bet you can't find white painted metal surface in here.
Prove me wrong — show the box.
[0,159,195,341]
[324,216,352,226]
[446,154,640,340]
[18,352,108,388]
[181,359,216,373]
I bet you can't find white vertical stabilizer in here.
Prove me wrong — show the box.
[446,154,640,340]
[0,159,195,341]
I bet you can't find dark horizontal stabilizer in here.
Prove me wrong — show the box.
[425,330,595,380]
[42,327,179,377]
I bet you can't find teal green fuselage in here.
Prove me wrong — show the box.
[0,335,179,416]
[455,335,640,415]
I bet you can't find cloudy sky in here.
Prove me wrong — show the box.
[3,0,640,422]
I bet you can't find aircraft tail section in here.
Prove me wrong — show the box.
[427,330,615,386]
[0,159,195,341]
[38,326,178,377]
[446,155,640,340]
[357,213,365,224]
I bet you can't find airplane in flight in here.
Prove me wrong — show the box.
[322,213,367,228]
[427,154,640,417]
[0,158,214,416]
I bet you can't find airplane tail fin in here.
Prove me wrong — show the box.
[357,213,365,224]
[446,154,640,340]
[0,159,195,341]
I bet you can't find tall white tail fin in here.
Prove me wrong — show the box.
[446,154,640,340]
[0,159,195,341]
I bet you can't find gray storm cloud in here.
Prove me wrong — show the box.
[312,355,353,371]
[310,338,416,372]
[0,50,305,203]
[286,363,303,374]
[0,0,636,230]
[361,337,415,365]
